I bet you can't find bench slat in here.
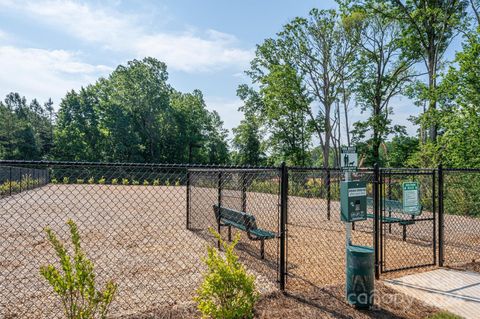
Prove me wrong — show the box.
[214,205,275,239]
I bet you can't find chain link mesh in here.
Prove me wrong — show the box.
[442,169,480,269]
[2,161,480,317]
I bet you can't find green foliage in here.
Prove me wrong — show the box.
[121,178,129,185]
[88,177,95,184]
[40,219,117,319]
[231,116,266,166]
[76,179,84,184]
[51,58,229,164]
[175,179,181,186]
[111,178,118,185]
[98,177,106,184]
[51,178,58,184]
[153,179,160,186]
[164,179,170,186]
[132,180,139,185]
[0,93,54,160]
[424,311,463,319]
[143,180,149,186]
[195,229,258,319]
[63,177,70,184]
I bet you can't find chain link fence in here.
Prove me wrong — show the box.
[1,161,480,318]
[441,169,480,270]
[0,165,48,198]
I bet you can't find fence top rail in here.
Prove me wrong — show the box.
[0,160,279,170]
[1,160,479,172]
[188,168,279,173]
[443,168,480,172]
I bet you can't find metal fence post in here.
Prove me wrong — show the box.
[9,166,12,196]
[217,171,222,249]
[279,162,288,291]
[241,172,247,212]
[327,169,331,220]
[186,169,190,230]
[373,163,380,279]
[438,164,444,267]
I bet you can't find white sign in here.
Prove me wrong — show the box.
[403,182,420,214]
[348,188,367,197]
[341,146,358,171]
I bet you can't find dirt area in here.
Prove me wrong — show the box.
[117,282,439,319]
[1,183,479,318]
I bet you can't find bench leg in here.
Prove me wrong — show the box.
[260,239,265,259]
[228,226,232,242]
[402,225,407,241]
[352,222,355,231]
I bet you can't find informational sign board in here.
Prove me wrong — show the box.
[403,182,420,214]
[341,146,358,172]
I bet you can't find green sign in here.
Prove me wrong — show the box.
[341,146,358,172]
[403,182,420,214]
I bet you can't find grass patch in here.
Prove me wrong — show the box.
[425,311,462,319]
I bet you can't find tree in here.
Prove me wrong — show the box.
[391,0,468,142]
[54,88,101,161]
[232,117,265,166]
[431,25,480,167]
[347,1,414,164]
[259,9,358,167]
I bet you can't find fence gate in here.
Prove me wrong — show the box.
[379,168,437,273]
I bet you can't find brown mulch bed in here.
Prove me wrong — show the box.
[121,282,438,319]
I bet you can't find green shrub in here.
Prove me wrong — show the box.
[76,179,84,184]
[143,180,149,186]
[165,179,170,186]
[195,229,258,319]
[175,179,181,186]
[63,177,69,184]
[88,177,95,184]
[51,178,58,184]
[153,179,160,186]
[98,177,106,184]
[132,180,139,185]
[122,178,129,185]
[111,178,118,185]
[40,220,117,319]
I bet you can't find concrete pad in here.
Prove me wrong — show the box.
[385,269,480,319]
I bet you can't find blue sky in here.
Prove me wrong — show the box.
[0,0,462,138]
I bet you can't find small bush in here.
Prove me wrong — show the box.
[153,179,160,186]
[88,177,95,184]
[51,178,58,184]
[143,180,149,186]
[111,178,118,185]
[165,179,170,186]
[122,178,129,185]
[98,177,106,184]
[40,219,117,319]
[175,179,181,186]
[63,177,69,184]
[76,178,84,184]
[195,228,258,319]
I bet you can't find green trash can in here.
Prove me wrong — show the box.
[346,244,374,309]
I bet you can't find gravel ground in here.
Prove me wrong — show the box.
[1,184,479,318]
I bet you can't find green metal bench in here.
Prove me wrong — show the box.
[366,197,422,241]
[213,205,275,259]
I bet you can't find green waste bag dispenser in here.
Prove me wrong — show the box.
[340,181,367,222]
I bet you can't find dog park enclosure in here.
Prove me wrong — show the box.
[1,161,480,318]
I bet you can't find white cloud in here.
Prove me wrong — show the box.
[0,46,111,103]
[2,0,253,73]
